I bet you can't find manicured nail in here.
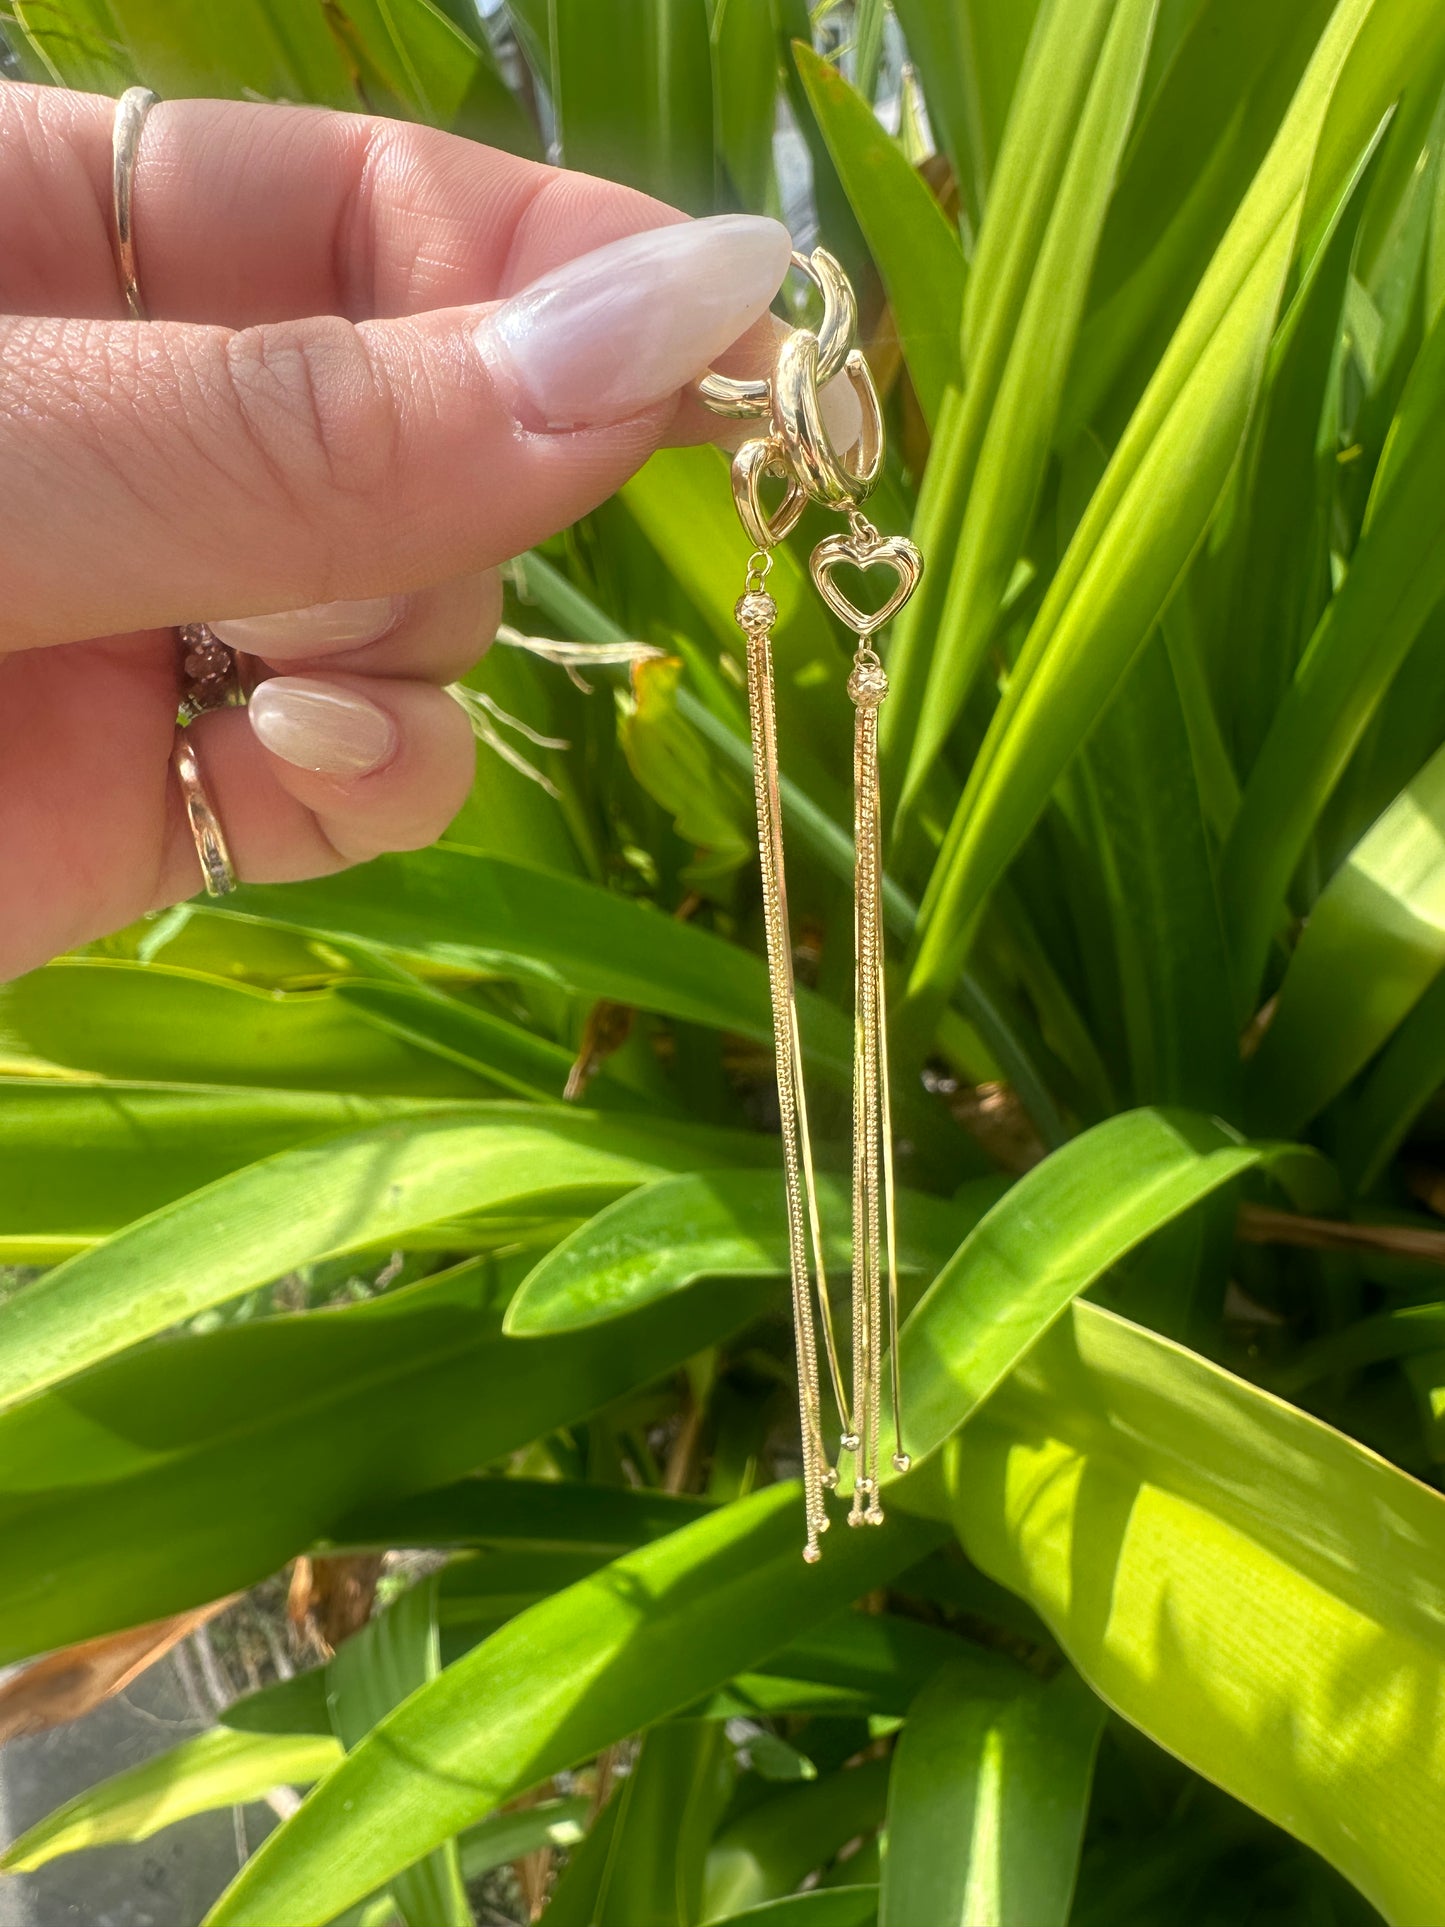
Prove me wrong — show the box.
[477,213,794,431]
[249,677,396,776]
[209,596,403,654]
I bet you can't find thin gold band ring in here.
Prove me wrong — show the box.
[110,86,239,898]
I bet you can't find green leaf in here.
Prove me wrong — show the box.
[1077,634,1239,1117]
[328,1577,470,1927]
[1222,304,1445,1010]
[220,848,852,1079]
[794,44,966,425]
[326,0,539,150]
[0,1727,342,1874]
[899,1108,1331,1468]
[0,960,488,1098]
[879,1664,1104,1927]
[711,0,778,208]
[888,0,1160,820]
[946,1297,1445,1926]
[890,0,1042,233]
[1246,737,1445,1135]
[619,654,755,891]
[548,0,715,212]
[335,1475,714,1556]
[1065,0,1339,441]
[711,1894,877,1927]
[5,0,134,88]
[905,0,1434,1042]
[596,1720,727,1927]
[202,1485,944,1927]
[702,1758,889,1920]
[332,979,605,1106]
[0,1263,777,1663]
[87,0,355,101]
[1211,114,1381,784]
[0,1080,430,1265]
[505,1169,1001,1335]
[620,447,847,818]
[0,1105,770,1415]
[716,1896,878,1927]
[1338,967,1445,1190]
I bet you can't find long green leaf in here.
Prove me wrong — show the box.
[202,1485,944,1927]
[1338,968,1445,1190]
[0,960,486,1098]
[335,1476,713,1556]
[702,1759,889,1920]
[0,1105,768,1414]
[712,1893,877,1927]
[890,0,1041,233]
[1222,304,1445,1008]
[0,1727,342,1874]
[505,1170,1001,1335]
[0,1081,429,1265]
[905,0,1432,1043]
[945,1298,1445,1926]
[548,0,714,212]
[328,1577,469,1927]
[899,1108,1331,1467]
[878,1664,1104,1927]
[221,848,851,1078]
[597,1720,726,1927]
[1247,737,1445,1134]
[795,44,966,425]
[0,1263,776,1663]
[890,0,1160,819]
[1077,634,1239,1117]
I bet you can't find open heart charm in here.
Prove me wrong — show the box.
[731,436,809,551]
[809,530,923,634]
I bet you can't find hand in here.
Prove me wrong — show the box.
[0,85,793,980]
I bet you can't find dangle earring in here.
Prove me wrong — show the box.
[702,251,923,1557]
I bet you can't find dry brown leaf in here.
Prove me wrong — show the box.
[0,1596,237,1743]
[1237,1203,1445,1265]
[287,1553,383,1657]
[949,1080,1047,1174]
[564,999,635,1102]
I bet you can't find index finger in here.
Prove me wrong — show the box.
[0,83,678,325]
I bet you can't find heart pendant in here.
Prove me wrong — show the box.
[731,438,808,552]
[810,531,923,634]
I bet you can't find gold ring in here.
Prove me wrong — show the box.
[111,86,158,321]
[110,88,241,897]
[698,248,857,418]
[173,735,237,898]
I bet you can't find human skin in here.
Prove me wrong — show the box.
[0,85,792,981]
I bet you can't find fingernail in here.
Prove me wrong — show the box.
[209,596,403,654]
[477,213,794,431]
[249,677,396,776]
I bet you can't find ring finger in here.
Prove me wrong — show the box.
[208,568,503,687]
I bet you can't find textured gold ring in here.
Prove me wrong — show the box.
[110,86,240,897]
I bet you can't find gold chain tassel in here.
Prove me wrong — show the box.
[735,571,850,1560]
[846,642,901,1524]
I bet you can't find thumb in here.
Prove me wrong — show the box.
[0,213,791,651]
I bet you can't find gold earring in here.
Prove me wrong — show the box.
[704,250,922,1558]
